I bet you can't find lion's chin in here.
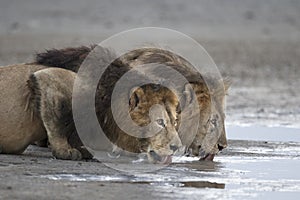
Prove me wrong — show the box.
[199,153,215,161]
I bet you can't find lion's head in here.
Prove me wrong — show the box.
[128,84,182,163]
[179,79,230,161]
[102,83,182,164]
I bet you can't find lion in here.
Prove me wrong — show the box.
[0,45,229,163]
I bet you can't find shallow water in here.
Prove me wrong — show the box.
[227,126,300,142]
[41,126,300,200]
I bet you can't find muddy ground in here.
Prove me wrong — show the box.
[0,0,300,199]
[1,140,300,200]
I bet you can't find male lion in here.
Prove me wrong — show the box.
[0,45,229,163]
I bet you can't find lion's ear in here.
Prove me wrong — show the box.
[223,77,232,92]
[182,83,196,109]
[129,87,144,111]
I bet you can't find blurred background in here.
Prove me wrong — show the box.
[0,0,299,128]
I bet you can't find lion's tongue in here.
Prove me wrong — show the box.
[200,153,215,161]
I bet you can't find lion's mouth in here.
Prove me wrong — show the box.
[199,153,215,161]
[149,150,172,164]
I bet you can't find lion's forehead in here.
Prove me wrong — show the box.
[130,88,178,123]
[139,86,178,107]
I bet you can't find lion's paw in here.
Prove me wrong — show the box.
[77,146,93,159]
[52,148,82,160]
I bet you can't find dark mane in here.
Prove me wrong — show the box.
[33,45,224,154]
[35,45,95,72]
[35,45,204,83]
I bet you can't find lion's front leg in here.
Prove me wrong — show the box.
[48,134,82,161]
[40,107,82,161]
[31,68,82,160]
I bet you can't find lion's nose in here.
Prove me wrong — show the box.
[170,144,179,152]
[217,144,225,151]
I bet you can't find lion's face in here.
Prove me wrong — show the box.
[129,84,182,164]
[183,81,229,161]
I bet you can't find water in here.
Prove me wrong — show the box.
[227,126,300,142]
[41,126,300,199]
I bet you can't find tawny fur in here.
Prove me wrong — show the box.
[0,45,229,161]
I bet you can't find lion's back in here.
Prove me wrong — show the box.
[0,64,47,153]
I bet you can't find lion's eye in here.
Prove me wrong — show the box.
[174,119,178,127]
[156,119,165,127]
[211,119,217,126]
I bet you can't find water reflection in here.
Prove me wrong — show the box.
[39,132,300,199]
[173,160,221,172]
[181,181,225,189]
[42,173,225,189]
[132,180,225,189]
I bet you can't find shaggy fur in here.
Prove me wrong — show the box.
[0,45,229,162]
[35,45,229,160]
[36,46,95,72]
